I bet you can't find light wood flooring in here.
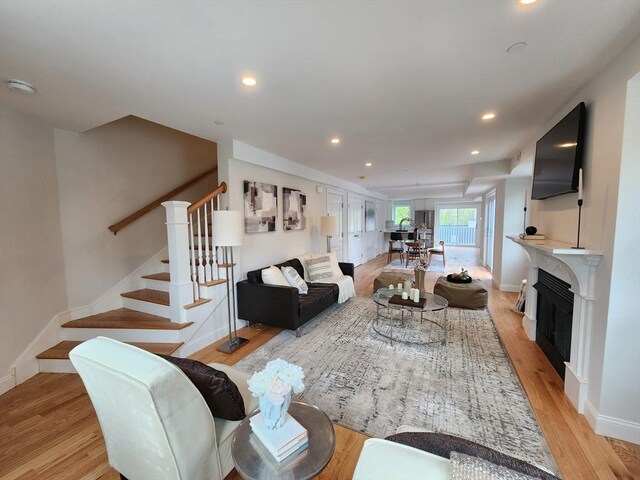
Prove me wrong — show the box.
[1,248,638,479]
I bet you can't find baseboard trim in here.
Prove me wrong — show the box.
[585,401,640,444]
[499,284,521,293]
[0,374,16,396]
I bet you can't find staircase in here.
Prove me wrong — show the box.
[34,183,233,373]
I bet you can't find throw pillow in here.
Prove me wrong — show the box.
[281,266,308,294]
[158,354,246,421]
[450,452,537,480]
[261,265,290,287]
[385,432,558,479]
[298,252,342,281]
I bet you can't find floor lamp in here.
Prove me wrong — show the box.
[213,210,249,353]
[320,215,338,254]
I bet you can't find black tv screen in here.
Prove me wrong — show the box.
[531,102,586,200]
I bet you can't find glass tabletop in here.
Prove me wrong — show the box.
[372,287,448,311]
[232,401,336,480]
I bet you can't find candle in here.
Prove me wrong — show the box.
[402,291,409,300]
[578,168,583,200]
[413,289,420,302]
[397,283,402,290]
[389,284,394,290]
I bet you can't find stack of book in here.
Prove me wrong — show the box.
[250,412,309,462]
[519,233,546,244]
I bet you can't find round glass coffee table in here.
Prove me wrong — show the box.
[372,287,448,345]
[232,401,336,480]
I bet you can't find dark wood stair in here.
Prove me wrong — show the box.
[37,340,183,360]
[61,308,192,330]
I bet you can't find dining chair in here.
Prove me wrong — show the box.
[388,234,405,264]
[405,241,423,267]
[428,241,446,267]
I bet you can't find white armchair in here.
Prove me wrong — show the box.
[69,337,257,480]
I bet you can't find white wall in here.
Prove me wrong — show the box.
[0,107,68,391]
[224,141,386,278]
[492,177,530,292]
[54,116,217,308]
[523,36,640,440]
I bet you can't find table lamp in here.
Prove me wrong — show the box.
[320,215,338,253]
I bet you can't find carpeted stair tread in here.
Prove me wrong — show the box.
[121,288,170,305]
[36,340,183,359]
[141,272,170,282]
[61,308,191,330]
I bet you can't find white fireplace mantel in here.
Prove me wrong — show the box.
[507,235,604,414]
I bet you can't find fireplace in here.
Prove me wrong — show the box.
[533,269,574,379]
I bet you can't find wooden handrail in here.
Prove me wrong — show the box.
[187,181,227,214]
[108,167,217,235]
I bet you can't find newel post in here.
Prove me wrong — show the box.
[162,201,194,323]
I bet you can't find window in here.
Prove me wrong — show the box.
[439,208,476,226]
[392,201,412,227]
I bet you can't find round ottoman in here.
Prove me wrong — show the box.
[433,276,488,309]
[373,271,415,292]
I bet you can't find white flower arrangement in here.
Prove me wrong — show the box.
[247,358,305,406]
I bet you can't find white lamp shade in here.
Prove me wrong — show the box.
[212,210,243,246]
[320,215,338,237]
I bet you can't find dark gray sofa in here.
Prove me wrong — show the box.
[236,257,354,336]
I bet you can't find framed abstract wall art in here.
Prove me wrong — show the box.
[243,180,277,233]
[283,187,306,231]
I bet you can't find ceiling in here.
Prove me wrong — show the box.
[1,0,639,199]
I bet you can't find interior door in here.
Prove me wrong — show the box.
[348,195,363,266]
[326,192,344,261]
[484,191,496,272]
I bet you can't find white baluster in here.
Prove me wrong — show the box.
[210,198,217,279]
[188,213,199,301]
[196,209,205,283]
[203,203,212,282]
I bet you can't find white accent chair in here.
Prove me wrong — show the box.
[69,337,257,480]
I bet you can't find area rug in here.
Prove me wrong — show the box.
[233,297,559,475]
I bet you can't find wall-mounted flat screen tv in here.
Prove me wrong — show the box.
[531,102,586,200]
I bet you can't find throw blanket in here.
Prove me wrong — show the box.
[314,274,355,304]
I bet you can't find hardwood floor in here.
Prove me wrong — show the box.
[1,249,638,479]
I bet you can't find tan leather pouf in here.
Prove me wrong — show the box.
[373,271,415,292]
[433,276,488,309]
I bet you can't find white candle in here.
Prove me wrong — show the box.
[397,283,402,290]
[389,284,394,290]
[413,289,420,302]
[402,291,409,300]
[578,168,583,200]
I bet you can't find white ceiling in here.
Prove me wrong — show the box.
[1,0,639,199]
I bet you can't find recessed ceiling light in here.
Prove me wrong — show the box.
[6,79,35,94]
[482,112,496,120]
[518,0,538,5]
[241,75,257,87]
[471,150,480,155]
[214,120,225,126]
[507,42,527,54]
[330,137,340,144]
[558,142,577,148]
[365,162,372,167]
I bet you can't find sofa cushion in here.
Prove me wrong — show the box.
[281,266,308,294]
[247,258,305,284]
[158,355,246,421]
[261,266,290,287]
[299,284,338,321]
[299,252,342,281]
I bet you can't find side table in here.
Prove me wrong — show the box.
[232,401,336,480]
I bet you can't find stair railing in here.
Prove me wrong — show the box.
[162,182,227,322]
[108,167,217,235]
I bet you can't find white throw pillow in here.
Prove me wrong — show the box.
[305,255,337,282]
[261,266,290,287]
[281,266,308,294]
